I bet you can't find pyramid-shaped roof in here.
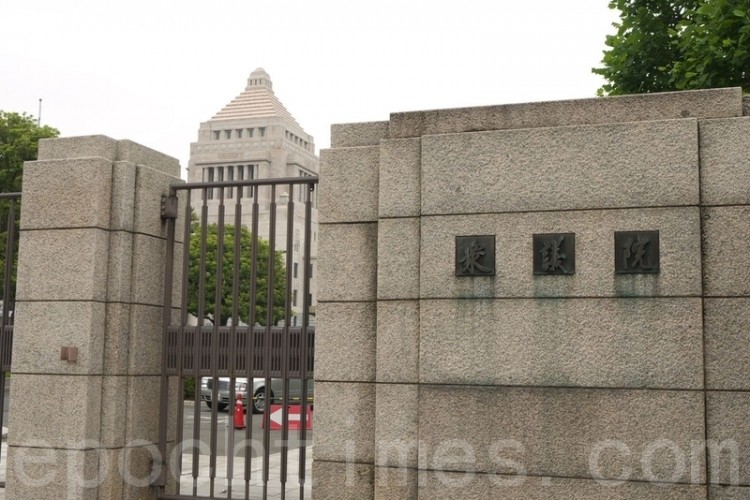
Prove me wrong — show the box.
[211,68,301,127]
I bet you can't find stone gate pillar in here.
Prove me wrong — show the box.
[6,136,183,499]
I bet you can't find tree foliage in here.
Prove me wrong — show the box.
[187,216,286,326]
[594,0,750,95]
[0,111,59,193]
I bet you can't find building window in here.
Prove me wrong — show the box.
[309,263,313,278]
[213,131,220,140]
[292,290,298,307]
[247,128,254,137]
[225,130,232,140]
[259,127,266,137]
[236,129,243,139]
[206,167,214,200]
[227,166,234,198]
[293,262,298,278]
[237,165,244,198]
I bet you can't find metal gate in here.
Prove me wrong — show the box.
[156,177,317,499]
[0,193,19,488]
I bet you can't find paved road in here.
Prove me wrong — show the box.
[182,401,313,457]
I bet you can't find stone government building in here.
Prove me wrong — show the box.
[187,68,319,324]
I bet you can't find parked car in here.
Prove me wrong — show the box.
[200,377,314,414]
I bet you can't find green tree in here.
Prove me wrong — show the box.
[0,111,59,306]
[187,217,287,326]
[0,111,59,193]
[593,0,749,95]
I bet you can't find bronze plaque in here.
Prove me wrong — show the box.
[615,230,660,274]
[455,235,495,276]
[533,233,575,275]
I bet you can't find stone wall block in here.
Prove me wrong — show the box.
[420,298,703,389]
[316,302,376,382]
[377,300,419,383]
[20,157,113,230]
[7,375,103,448]
[99,376,128,448]
[379,138,421,218]
[124,375,162,443]
[37,135,119,161]
[707,392,750,485]
[16,228,110,302]
[417,471,707,499]
[375,384,418,468]
[313,382,375,463]
[318,223,377,302]
[375,466,417,499]
[418,386,705,482]
[126,304,165,375]
[130,234,168,307]
[390,87,742,138]
[110,161,137,232]
[377,217,420,299]
[704,206,750,296]
[5,447,102,500]
[421,119,699,215]
[700,117,750,205]
[705,298,750,390]
[107,230,135,303]
[103,302,132,375]
[312,461,374,500]
[117,139,180,177]
[11,300,106,374]
[420,207,701,299]
[319,146,380,223]
[331,121,389,148]
[712,486,750,499]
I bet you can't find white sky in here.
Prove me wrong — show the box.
[1,1,619,178]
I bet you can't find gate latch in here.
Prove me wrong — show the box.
[161,195,178,220]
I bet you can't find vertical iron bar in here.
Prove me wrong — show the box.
[175,189,192,494]
[298,180,315,499]
[158,189,177,488]
[263,185,277,499]
[280,184,295,499]
[227,192,242,498]
[192,189,209,495]
[244,184,260,499]
[209,189,226,497]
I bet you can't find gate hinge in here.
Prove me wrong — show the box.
[161,194,178,220]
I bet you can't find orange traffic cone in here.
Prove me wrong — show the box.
[233,393,246,430]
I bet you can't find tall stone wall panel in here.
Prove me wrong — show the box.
[418,386,705,482]
[421,119,699,215]
[315,87,748,499]
[419,297,703,389]
[7,136,182,499]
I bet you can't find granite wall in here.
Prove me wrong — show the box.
[314,88,750,499]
